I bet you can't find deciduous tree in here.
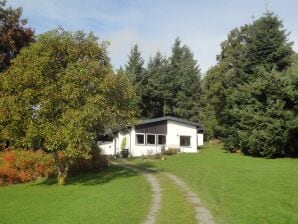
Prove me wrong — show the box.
[0,0,34,72]
[0,28,137,184]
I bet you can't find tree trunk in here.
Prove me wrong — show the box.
[57,167,68,185]
[53,152,69,186]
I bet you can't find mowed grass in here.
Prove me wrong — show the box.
[156,173,197,224]
[134,144,298,224]
[0,165,151,224]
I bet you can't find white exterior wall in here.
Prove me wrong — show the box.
[97,141,114,155]
[197,133,204,146]
[167,120,198,153]
[115,130,131,155]
[100,120,202,157]
[130,127,164,157]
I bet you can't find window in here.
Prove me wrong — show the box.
[180,136,191,146]
[158,135,166,145]
[136,134,145,145]
[146,134,156,145]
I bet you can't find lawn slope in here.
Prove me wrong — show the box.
[0,165,151,224]
[137,144,298,224]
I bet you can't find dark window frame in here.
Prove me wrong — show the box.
[180,136,191,147]
[146,133,156,145]
[157,134,166,145]
[136,133,145,145]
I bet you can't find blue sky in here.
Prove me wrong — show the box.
[8,0,298,73]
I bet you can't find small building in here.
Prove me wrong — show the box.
[97,116,204,157]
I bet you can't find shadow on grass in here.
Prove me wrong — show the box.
[118,160,164,174]
[34,165,140,186]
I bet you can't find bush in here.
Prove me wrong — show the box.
[0,147,109,185]
[0,149,54,185]
[163,148,180,156]
[68,148,108,173]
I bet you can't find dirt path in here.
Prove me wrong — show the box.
[164,172,215,224]
[111,162,162,224]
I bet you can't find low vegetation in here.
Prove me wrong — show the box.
[0,148,108,185]
[0,149,54,185]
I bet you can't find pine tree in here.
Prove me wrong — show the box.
[168,38,202,120]
[125,44,144,85]
[224,67,297,157]
[202,12,294,141]
[137,51,170,118]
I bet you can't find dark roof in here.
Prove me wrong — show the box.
[138,116,203,130]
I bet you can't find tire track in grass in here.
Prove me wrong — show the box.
[164,172,215,224]
[156,173,197,224]
[111,161,162,224]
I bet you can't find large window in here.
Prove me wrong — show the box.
[146,134,156,145]
[136,134,145,145]
[158,135,166,145]
[180,136,191,146]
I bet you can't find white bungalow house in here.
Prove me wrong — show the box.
[97,116,204,157]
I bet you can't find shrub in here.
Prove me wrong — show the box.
[0,149,55,185]
[121,137,127,150]
[163,148,180,156]
[68,148,108,174]
[141,153,163,160]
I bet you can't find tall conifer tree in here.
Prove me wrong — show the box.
[125,44,144,85]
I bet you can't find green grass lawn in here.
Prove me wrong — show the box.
[0,165,151,224]
[156,173,197,224]
[134,143,298,224]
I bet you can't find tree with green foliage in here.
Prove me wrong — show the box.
[202,12,294,144]
[129,39,202,121]
[0,28,137,184]
[137,51,170,118]
[217,12,293,77]
[125,44,144,85]
[0,0,34,72]
[223,66,297,157]
[168,38,202,120]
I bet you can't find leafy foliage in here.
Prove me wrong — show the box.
[0,149,54,185]
[120,137,127,150]
[0,0,34,72]
[0,28,137,183]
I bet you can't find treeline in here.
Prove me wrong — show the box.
[0,0,297,160]
[123,12,297,158]
[124,39,202,121]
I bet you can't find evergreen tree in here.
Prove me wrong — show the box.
[137,51,170,118]
[202,12,294,142]
[129,39,202,121]
[223,67,297,157]
[125,44,144,85]
[168,38,202,120]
